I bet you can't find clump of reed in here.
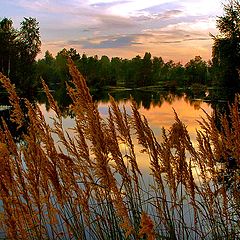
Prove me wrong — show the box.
[0,60,239,239]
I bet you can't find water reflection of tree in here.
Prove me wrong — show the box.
[2,82,239,142]
[0,96,29,141]
[39,85,239,115]
[92,88,187,110]
[206,86,240,130]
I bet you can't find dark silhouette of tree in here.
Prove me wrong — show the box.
[0,17,41,92]
[185,56,208,85]
[141,52,152,86]
[44,50,54,65]
[67,48,80,61]
[79,53,88,77]
[84,55,99,87]
[126,55,142,87]
[36,51,59,87]
[18,17,41,62]
[0,18,17,77]
[110,57,124,86]
[99,55,111,86]
[35,47,211,91]
[212,0,240,87]
[151,56,164,84]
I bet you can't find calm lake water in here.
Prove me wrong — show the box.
[35,83,240,174]
[37,89,218,173]
[0,86,238,172]
[0,87,239,239]
[0,82,238,149]
[1,86,237,150]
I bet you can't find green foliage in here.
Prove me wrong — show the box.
[18,17,41,62]
[36,51,59,86]
[151,56,164,83]
[36,48,211,90]
[212,0,240,87]
[2,0,240,94]
[141,52,152,86]
[185,56,208,85]
[99,55,111,86]
[0,18,17,77]
[0,17,41,92]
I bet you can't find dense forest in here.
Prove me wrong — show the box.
[37,50,209,90]
[0,0,240,94]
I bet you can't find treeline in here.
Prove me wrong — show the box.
[35,0,240,90]
[36,49,210,90]
[1,0,240,93]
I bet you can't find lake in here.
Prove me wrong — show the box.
[1,86,235,158]
[0,86,239,239]
[37,87,228,174]
[0,86,237,166]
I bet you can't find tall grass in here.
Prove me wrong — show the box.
[0,59,239,239]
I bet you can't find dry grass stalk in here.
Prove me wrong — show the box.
[0,73,24,130]
[66,59,134,237]
[139,212,156,240]
[0,60,239,239]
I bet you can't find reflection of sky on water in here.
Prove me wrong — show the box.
[39,96,212,175]
[98,97,212,145]
[138,98,212,143]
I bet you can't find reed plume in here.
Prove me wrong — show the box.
[0,59,239,239]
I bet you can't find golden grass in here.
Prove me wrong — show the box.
[0,60,240,239]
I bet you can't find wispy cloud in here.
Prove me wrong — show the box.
[68,34,144,49]
[141,18,216,43]
[95,14,137,29]
[152,37,210,44]
[1,0,224,62]
[131,9,183,22]
[90,0,130,8]
[140,2,183,14]
[160,10,182,19]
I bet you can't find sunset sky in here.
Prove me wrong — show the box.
[0,0,224,63]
